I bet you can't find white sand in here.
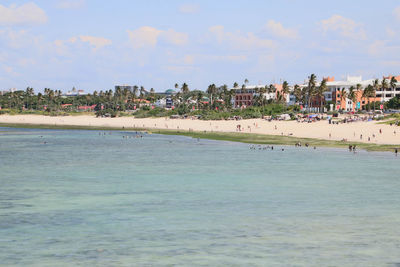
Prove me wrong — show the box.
[1,114,399,145]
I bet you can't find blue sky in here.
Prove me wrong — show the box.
[1,0,400,92]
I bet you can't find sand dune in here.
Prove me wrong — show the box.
[1,114,399,145]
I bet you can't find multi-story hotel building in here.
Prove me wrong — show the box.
[304,75,400,111]
[232,84,285,108]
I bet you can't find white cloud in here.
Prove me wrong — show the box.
[0,28,41,49]
[161,29,188,46]
[368,40,386,56]
[127,26,188,49]
[319,15,366,40]
[2,66,19,76]
[56,0,86,9]
[179,4,200,14]
[394,6,400,21]
[53,35,111,54]
[381,60,400,67]
[386,28,396,38]
[0,3,47,26]
[190,54,247,65]
[79,35,112,50]
[209,25,276,50]
[265,20,299,39]
[127,26,162,49]
[183,55,195,65]
[368,40,400,59]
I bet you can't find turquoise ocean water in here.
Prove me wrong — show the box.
[1,127,400,266]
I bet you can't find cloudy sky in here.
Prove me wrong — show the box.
[1,0,400,92]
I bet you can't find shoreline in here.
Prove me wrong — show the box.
[0,121,398,152]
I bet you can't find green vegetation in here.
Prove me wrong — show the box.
[385,95,400,109]
[378,113,400,125]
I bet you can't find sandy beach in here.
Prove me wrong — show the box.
[1,114,399,145]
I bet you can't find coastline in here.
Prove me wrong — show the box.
[1,115,399,152]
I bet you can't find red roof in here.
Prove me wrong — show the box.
[61,104,72,108]
[78,104,96,110]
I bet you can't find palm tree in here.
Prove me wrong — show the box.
[37,93,43,109]
[206,84,217,108]
[196,90,203,109]
[25,87,34,110]
[363,85,373,111]
[315,79,328,113]
[293,84,302,105]
[149,88,155,102]
[132,85,138,101]
[348,86,357,111]
[381,78,388,103]
[48,89,55,110]
[181,83,189,95]
[233,82,238,89]
[372,79,380,110]
[390,76,398,92]
[268,84,276,93]
[259,85,267,109]
[282,81,289,103]
[276,91,284,103]
[227,89,236,109]
[339,88,347,111]
[307,74,317,111]
[244,78,249,85]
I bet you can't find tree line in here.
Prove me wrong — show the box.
[1,75,399,114]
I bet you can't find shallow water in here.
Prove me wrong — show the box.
[0,127,399,266]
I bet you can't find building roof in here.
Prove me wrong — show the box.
[165,89,177,94]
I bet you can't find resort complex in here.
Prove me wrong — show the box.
[1,74,400,115]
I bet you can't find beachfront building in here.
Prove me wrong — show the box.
[302,75,400,111]
[380,75,400,102]
[154,89,177,108]
[231,84,288,108]
[64,87,87,97]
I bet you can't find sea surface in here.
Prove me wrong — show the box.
[0,127,399,266]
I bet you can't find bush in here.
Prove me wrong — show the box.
[96,108,117,117]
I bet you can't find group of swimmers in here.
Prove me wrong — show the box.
[249,145,279,151]
[294,142,315,149]
[122,134,142,139]
[348,145,357,152]
[98,131,144,139]
[99,132,112,136]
